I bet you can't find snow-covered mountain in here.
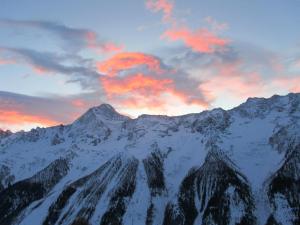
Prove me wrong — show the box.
[0,93,300,225]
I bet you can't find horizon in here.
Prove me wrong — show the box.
[1,0,300,131]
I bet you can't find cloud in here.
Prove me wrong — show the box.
[184,51,270,106]
[0,91,102,131]
[101,73,173,96]
[0,18,123,53]
[193,57,261,101]
[97,52,165,76]
[0,91,67,131]
[162,27,229,53]
[0,47,102,90]
[205,16,229,32]
[177,46,300,108]
[85,31,124,53]
[162,44,300,109]
[198,71,264,104]
[0,110,58,131]
[145,0,229,53]
[100,72,208,115]
[270,76,300,93]
[146,0,174,23]
[97,51,210,113]
[0,58,15,65]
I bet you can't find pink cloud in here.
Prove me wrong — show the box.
[271,76,300,93]
[162,27,229,53]
[199,72,264,103]
[146,0,174,23]
[101,73,173,96]
[100,72,208,111]
[145,0,229,53]
[0,109,59,130]
[85,31,123,53]
[196,59,267,105]
[97,52,164,76]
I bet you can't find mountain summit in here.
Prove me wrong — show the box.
[0,93,300,225]
[75,103,130,123]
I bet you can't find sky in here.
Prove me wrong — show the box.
[0,0,300,131]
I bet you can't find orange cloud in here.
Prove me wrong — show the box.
[0,91,98,131]
[146,0,174,23]
[97,52,163,76]
[101,73,173,96]
[145,0,229,54]
[0,109,59,130]
[162,27,229,53]
[100,73,209,113]
[85,31,123,53]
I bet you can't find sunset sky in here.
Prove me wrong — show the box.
[1,0,300,131]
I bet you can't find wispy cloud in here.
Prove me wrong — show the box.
[170,45,300,108]
[146,0,175,23]
[0,18,123,53]
[0,47,102,90]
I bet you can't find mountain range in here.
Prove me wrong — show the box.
[0,93,300,225]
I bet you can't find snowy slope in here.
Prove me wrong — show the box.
[0,93,300,225]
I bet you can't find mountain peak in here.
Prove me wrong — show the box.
[74,103,130,125]
[96,103,115,112]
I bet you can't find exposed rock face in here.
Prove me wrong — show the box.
[43,154,138,225]
[266,145,300,225]
[143,150,167,225]
[0,94,300,225]
[0,159,69,225]
[163,150,255,225]
[0,165,15,191]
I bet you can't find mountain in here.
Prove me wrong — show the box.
[0,93,300,225]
